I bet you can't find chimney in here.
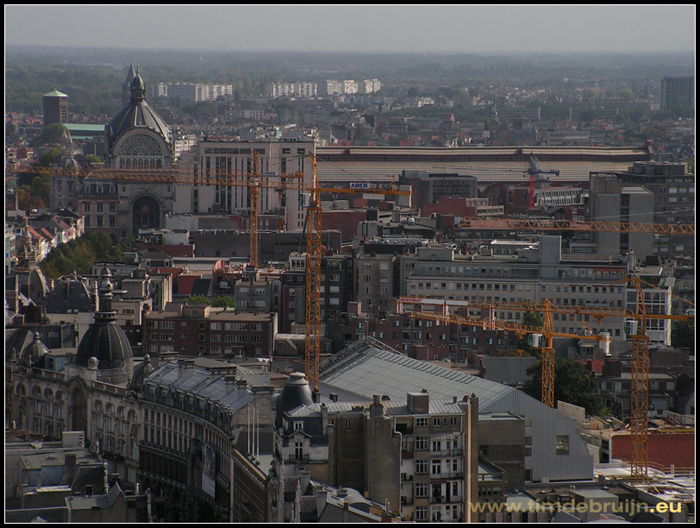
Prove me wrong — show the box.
[178,358,195,378]
[224,375,237,394]
[370,394,384,418]
[65,453,77,480]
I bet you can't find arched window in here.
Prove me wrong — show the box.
[118,134,163,169]
[105,403,115,433]
[32,386,43,416]
[93,400,104,430]
[116,407,125,437]
[54,391,64,420]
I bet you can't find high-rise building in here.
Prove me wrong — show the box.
[659,77,694,111]
[42,89,68,127]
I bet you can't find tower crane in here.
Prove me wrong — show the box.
[458,217,695,235]
[19,157,411,395]
[525,155,559,209]
[399,283,694,480]
[303,154,412,392]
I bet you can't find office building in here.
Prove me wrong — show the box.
[659,77,694,111]
[177,138,317,232]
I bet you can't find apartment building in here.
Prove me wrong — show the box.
[234,275,279,315]
[355,252,398,317]
[278,253,353,333]
[272,372,480,522]
[264,82,317,98]
[545,129,590,146]
[659,76,694,110]
[612,161,695,260]
[177,139,316,232]
[153,82,234,103]
[318,80,343,96]
[138,358,275,522]
[342,80,359,94]
[144,303,277,358]
[358,79,382,94]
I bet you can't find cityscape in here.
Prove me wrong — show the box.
[4,4,696,524]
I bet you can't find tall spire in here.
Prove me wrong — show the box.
[96,265,116,321]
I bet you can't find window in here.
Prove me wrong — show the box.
[415,459,428,474]
[432,460,441,474]
[415,506,427,521]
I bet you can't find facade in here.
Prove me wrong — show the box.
[137,357,276,522]
[400,171,478,211]
[355,252,398,317]
[264,82,318,99]
[545,129,590,146]
[659,76,694,110]
[327,301,504,361]
[400,240,640,349]
[318,80,342,96]
[43,89,68,127]
[143,303,277,358]
[177,138,316,232]
[153,82,234,102]
[589,174,655,260]
[51,68,175,237]
[612,161,695,260]
[271,372,480,522]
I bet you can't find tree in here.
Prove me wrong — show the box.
[31,123,67,147]
[671,320,694,351]
[183,294,235,308]
[522,358,603,415]
[517,307,543,355]
[38,146,62,167]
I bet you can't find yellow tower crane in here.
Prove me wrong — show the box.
[399,282,694,480]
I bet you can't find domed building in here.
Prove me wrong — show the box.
[74,266,133,385]
[122,63,137,107]
[274,371,314,429]
[19,332,49,369]
[105,68,172,170]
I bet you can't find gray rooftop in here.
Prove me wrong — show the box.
[318,337,594,483]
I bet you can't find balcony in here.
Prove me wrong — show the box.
[430,471,464,480]
[430,448,463,457]
[431,494,462,504]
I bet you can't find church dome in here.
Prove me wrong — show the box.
[75,267,132,376]
[107,68,171,149]
[20,332,49,369]
[275,372,314,428]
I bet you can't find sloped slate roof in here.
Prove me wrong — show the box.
[108,99,170,145]
[320,341,513,408]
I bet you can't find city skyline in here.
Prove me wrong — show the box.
[5,4,696,54]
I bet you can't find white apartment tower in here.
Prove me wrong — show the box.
[177,139,317,231]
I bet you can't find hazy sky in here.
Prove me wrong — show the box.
[5,4,696,54]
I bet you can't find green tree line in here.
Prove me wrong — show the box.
[39,232,135,280]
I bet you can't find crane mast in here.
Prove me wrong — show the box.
[304,154,322,393]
